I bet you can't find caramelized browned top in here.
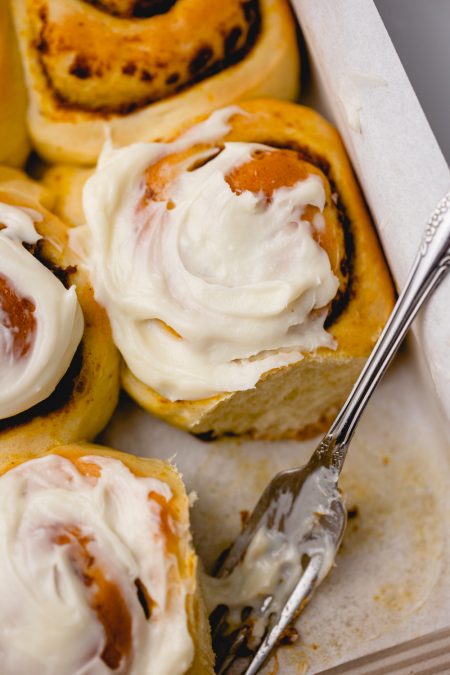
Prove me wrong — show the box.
[0,274,36,359]
[83,0,177,18]
[31,0,261,113]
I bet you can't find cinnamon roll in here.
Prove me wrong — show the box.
[51,100,395,439]
[0,170,120,453]
[0,442,213,674]
[11,0,299,164]
[0,0,29,167]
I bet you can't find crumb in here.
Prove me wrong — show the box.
[347,505,359,519]
[279,625,299,645]
[240,510,250,528]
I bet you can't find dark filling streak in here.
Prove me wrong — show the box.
[189,46,214,75]
[192,429,239,442]
[224,26,242,56]
[69,55,92,80]
[82,0,177,19]
[0,343,84,432]
[165,72,179,85]
[134,578,151,619]
[0,245,84,431]
[191,429,217,443]
[35,0,262,117]
[23,240,77,289]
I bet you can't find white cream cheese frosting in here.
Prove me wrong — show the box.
[82,107,339,401]
[0,202,84,419]
[0,454,194,675]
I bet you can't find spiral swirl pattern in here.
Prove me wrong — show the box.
[82,107,340,401]
[0,453,194,674]
[0,202,83,419]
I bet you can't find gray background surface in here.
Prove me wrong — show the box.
[374,0,450,163]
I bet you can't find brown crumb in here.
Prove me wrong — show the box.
[279,625,299,646]
[69,55,92,80]
[347,505,359,519]
[240,510,250,528]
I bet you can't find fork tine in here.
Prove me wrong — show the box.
[216,628,247,675]
[243,554,323,675]
[215,623,251,674]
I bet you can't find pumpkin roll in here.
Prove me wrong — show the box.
[0,170,120,453]
[52,100,395,440]
[11,0,299,165]
[0,0,29,167]
[0,442,213,674]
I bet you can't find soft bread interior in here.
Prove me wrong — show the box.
[121,355,366,440]
[190,356,366,440]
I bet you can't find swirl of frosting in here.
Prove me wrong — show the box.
[82,108,340,401]
[0,203,84,419]
[0,453,194,675]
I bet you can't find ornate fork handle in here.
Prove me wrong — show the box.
[421,193,450,257]
[321,190,450,469]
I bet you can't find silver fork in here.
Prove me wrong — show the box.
[209,190,450,675]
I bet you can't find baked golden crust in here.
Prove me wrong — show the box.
[42,163,93,226]
[11,0,299,164]
[42,100,395,440]
[0,170,120,453]
[0,442,214,674]
[0,0,29,167]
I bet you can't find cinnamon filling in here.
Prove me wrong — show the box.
[148,490,179,556]
[225,148,311,198]
[32,0,261,114]
[0,274,36,360]
[141,146,346,282]
[225,149,346,280]
[83,0,177,18]
[53,525,133,671]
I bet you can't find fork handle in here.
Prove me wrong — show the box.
[322,191,450,470]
